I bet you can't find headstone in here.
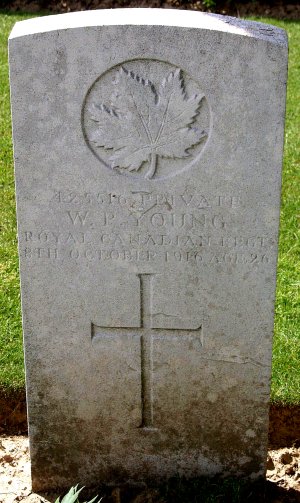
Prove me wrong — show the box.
[9,9,288,491]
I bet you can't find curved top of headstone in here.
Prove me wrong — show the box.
[9,8,287,47]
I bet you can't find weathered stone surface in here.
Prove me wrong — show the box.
[9,8,288,491]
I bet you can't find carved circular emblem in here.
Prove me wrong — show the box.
[82,59,211,180]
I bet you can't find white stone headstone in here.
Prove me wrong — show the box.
[9,9,288,491]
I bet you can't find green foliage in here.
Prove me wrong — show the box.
[0,11,40,391]
[202,0,216,9]
[248,18,300,404]
[160,475,248,502]
[55,485,102,503]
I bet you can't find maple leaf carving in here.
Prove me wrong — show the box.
[89,67,207,179]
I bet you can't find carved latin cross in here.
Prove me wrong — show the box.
[92,274,204,428]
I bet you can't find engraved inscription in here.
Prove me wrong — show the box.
[92,274,203,429]
[82,60,211,180]
[21,189,276,268]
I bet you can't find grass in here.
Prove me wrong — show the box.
[248,18,300,404]
[0,11,36,391]
[0,12,299,404]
